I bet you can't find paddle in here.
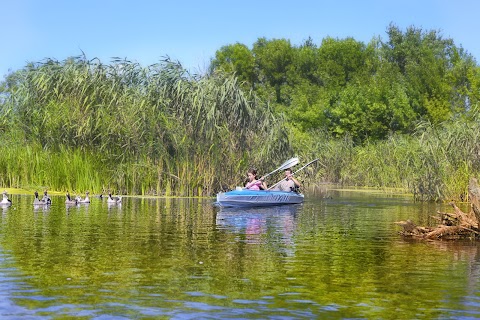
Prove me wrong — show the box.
[267,158,319,190]
[261,157,299,180]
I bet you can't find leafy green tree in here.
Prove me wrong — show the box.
[209,26,480,144]
[282,38,325,131]
[210,43,256,89]
[382,24,457,123]
[290,37,321,85]
[252,38,294,103]
[327,69,414,141]
[446,47,480,115]
[317,37,368,90]
[287,85,327,131]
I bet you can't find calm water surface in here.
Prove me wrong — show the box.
[0,188,479,319]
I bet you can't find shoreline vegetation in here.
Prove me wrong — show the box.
[1,184,412,200]
[1,24,479,201]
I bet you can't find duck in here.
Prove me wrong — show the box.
[107,193,122,204]
[33,191,49,205]
[42,190,52,205]
[65,191,78,205]
[1,191,12,206]
[76,191,91,204]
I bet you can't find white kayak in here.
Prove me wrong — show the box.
[216,189,304,207]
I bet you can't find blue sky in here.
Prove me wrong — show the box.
[1,0,479,78]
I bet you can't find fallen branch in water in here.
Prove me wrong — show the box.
[396,178,480,240]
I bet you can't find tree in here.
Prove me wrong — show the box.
[317,37,367,90]
[290,37,321,85]
[382,24,457,123]
[252,38,294,103]
[210,43,256,89]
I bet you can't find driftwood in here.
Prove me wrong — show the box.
[396,178,480,240]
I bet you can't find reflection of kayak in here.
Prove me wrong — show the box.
[216,189,304,207]
[216,204,300,251]
[217,203,301,216]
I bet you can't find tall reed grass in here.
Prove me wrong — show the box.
[0,56,290,195]
[2,55,479,201]
[302,113,480,201]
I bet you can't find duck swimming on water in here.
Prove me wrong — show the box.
[34,191,50,205]
[107,193,122,204]
[76,191,91,204]
[65,191,78,205]
[1,191,12,206]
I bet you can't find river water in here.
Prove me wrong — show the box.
[0,188,479,319]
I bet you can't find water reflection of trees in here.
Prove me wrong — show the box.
[0,197,221,307]
[0,195,479,318]
[426,240,480,297]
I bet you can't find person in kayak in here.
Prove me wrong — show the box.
[271,168,301,192]
[244,168,267,190]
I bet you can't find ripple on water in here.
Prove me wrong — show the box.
[0,194,479,318]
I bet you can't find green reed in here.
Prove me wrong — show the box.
[0,56,290,195]
[300,114,480,201]
[3,55,478,200]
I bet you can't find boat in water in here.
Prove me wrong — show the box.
[216,189,304,207]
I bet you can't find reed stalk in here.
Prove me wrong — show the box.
[1,56,290,195]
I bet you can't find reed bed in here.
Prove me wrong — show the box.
[307,115,480,201]
[0,56,290,195]
[1,55,479,201]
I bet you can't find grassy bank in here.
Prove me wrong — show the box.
[2,116,478,202]
[303,115,480,201]
[1,56,479,201]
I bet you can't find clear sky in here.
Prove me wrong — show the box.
[1,0,479,78]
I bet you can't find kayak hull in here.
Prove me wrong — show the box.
[216,189,304,207]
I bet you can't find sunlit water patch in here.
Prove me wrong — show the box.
[0,190,478,318]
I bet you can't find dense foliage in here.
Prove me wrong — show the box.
[1,24,480,200]
[211,24,479,142]
[0,57,290,195]
[208,24,480,200]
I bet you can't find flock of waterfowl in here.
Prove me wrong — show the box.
[1,190,122,207]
